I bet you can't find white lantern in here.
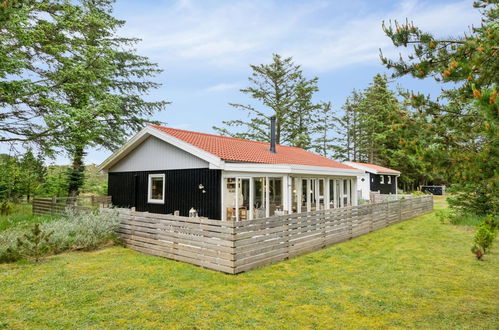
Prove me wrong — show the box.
[189,207,198,217]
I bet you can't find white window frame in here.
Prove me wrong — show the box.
[148,173,165,204]
[387,176,391,184]
[380,175,384,184]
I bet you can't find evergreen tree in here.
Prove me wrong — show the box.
[381,0,498,214]
[19,149,46,201]
[311,102,340,158]
[35,0,168,197]
[337,75,436,191]
[213,54,321,147]
[0,0,71,146]
[337,90,363,161]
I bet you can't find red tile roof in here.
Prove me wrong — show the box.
[151,125,356,170]
[347,161,400,174]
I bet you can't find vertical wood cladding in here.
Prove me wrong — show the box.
[369,173,397,194]
[108,168,221,220]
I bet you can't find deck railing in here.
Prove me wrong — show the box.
[115,195,433,274]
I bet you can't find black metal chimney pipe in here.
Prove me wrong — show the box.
[270,116,276,153]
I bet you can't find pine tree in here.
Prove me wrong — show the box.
[213,54,321,147]
[0,0,71,146]
[35,0,168,197]
[311,102,340,158]
[337,75,436,191]
[19,150,46,202]
[381,0,498,214]
[338,90,364,161]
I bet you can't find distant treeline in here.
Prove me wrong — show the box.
[0,151,107,201]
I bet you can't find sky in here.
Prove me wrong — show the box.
[7,0,483,165]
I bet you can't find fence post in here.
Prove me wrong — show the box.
[321,210,327,248]
[51,196,57,216]
[369,204,374,232]
[130,207,136,238]
[398,199,402,222]
[348,208,353,239]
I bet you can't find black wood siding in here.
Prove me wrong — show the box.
[369,173,397,194]
[108,168,221,220]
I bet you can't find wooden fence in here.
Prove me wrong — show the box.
[369,192,413,204]
[32,196,112,216]
[117,195,433,274]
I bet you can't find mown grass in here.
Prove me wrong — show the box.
[0,197,498,329]
[0,203,58,232]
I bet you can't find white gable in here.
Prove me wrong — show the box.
[109,136,208,172]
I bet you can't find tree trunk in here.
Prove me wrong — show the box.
[67,146,85,198]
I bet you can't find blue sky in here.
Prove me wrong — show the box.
[20,0,485,164]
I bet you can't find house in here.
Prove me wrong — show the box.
[343,162,400,201]
[98,119,363,220]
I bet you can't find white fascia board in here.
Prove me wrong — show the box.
[222,163,363,176]
[378,171,401,176]
[343,161,400,176]
[98,126,223,172]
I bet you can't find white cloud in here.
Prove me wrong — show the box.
[119,0,480,73]
[204,82,240,92]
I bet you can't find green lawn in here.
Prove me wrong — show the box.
[0,203,58,232]
[1,197,498,329]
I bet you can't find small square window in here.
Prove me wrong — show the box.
[380,175,384,184]
[148,174,165,204]
[388,176,392,184]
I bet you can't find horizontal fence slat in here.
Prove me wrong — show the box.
[114,195,433,274]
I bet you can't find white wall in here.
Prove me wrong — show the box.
[357,173,370,200]
[109,136,208,172]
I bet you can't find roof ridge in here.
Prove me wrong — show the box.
[150,124,300,148]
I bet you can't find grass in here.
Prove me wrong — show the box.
[0,203,58,232]
[0,196,498,329]
[434,196,490,227]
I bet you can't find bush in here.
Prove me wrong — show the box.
[471,214,498,260]
[0,200,14,216]
[0,208,119,263]
[447,182,498,217]
[16,224,53,262]
[437,208,487,227]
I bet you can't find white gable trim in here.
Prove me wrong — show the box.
[98,126,223,172]
[344,161,400,176]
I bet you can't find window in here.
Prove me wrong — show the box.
[148,174,165,204]
[387,176,391,184]
[380,175,384,184]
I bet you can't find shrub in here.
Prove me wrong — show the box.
[471,215,498,260]
[449,213,485,227]
[0,200,14,216]
[0,208,119,263]
[16,224,53,262]
[437,208,488,227]
[435,210,448,224]
[447,182,498,217]
[44,208,120,253]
